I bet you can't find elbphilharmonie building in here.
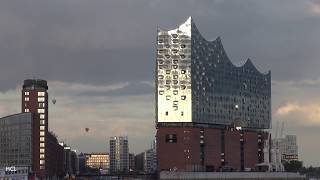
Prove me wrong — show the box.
[156,17,271,129]
[156,17,271,172]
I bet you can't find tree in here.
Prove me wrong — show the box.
[283,160,303,172]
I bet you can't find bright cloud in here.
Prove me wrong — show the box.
[308,0,320,15]
[275,102,320,125]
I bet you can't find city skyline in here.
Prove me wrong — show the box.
[0,0,320,167]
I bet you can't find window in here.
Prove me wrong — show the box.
[165,111,168,116]
[38,109,45,113]
[40,120,45,125]
[40,137,45,142]
[166,95,171,100]
[40,148,45,153]
[181,111,184,116]
[166,70,171,74]
[38,92,45,96]
[40,166,45,170]
[39,103,45,108]
[40,160,45,165]
[166,134,177,143]
[40,143,45,148]
[40,131,45,136]
[38,97,45,102]
[172,39,179,43]
[181,70,186,74]
[24,92,29,95]
[40,114,45,119]
[25,109,29,113]
[40,154,45,159]
[25,97,29,101]
[173,90,178,95]
[181,95,186,100]
[159,90,164,95]
[40,126,45,131]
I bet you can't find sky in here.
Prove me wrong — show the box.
[0,0,320,166]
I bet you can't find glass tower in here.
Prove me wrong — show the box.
[156,17,271,129]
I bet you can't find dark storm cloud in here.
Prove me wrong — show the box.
[1,0,320,91]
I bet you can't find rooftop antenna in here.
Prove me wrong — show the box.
[280,121,284,139]
[274,121,279,139]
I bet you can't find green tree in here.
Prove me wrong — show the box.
[283,160,303,172]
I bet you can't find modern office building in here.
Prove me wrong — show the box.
[133,141,157,174]
[134,152,145,173]
[77,153,86,174]
[282,135,298,161]
[273,135,298,162]
[156,17,271,172]
[0,113,35,168]
[129,153,135,172]
[59,143,79,176]
[85,153,110,173]
[109,136,129,173]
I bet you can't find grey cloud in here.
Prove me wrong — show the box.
[77,81,154,97]
[1,0,320,91]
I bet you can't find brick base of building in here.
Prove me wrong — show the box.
[157,126,268,172]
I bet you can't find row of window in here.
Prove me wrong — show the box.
[164,111,184,116]
[24,97,46,102]
[24,91,45,96]
[162,95,186,100]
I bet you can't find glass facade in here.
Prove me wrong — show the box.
[0,113,33,167]
[109,136,129,173]
[85,153,110,171]
[156,17,271,129]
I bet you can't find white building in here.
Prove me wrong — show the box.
[109,136,129,173]
[273,135,298,162]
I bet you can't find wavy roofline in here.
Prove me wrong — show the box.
[191,18,270,76]
[158,17,271,76]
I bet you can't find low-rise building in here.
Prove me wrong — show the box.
[85,153,110,173]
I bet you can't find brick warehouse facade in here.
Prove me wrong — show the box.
[157,127,267,172]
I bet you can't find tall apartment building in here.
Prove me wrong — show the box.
[109,136,129,173]
[22,79,48,173]
[21,79,64,178]
[156,17,271,172]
